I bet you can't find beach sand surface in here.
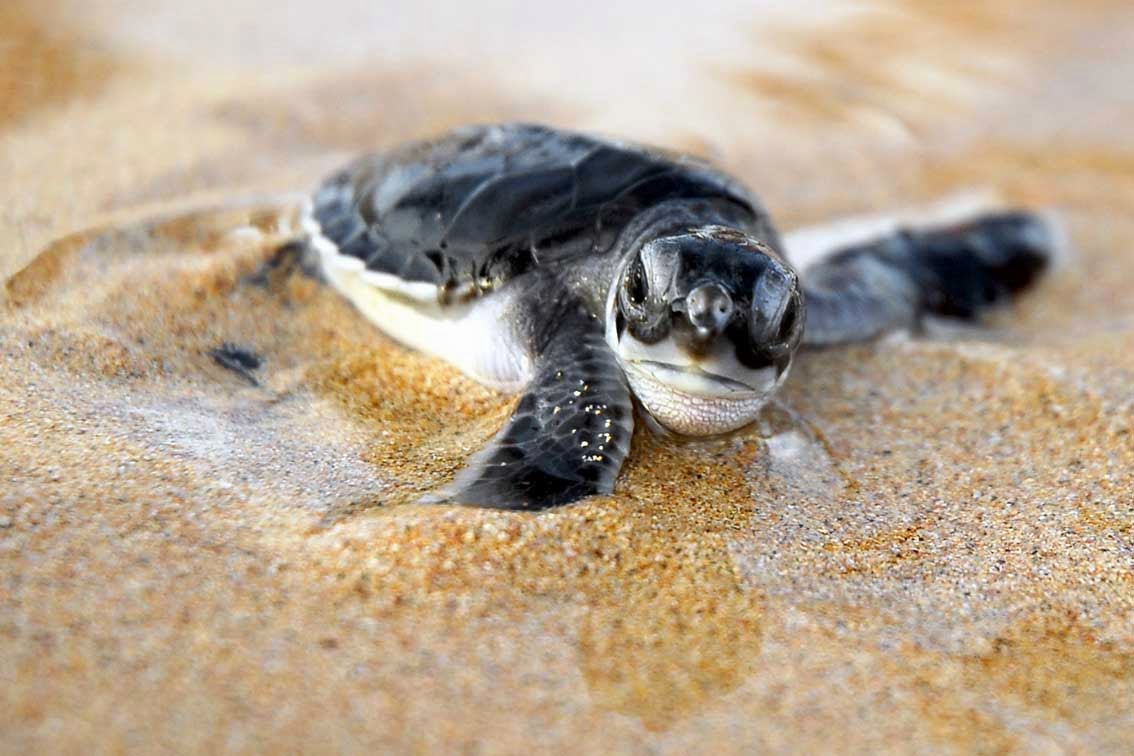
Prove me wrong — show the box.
[2,1,1133,752]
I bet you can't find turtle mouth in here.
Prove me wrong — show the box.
[621,358,786,436]
[607,309,793,435]
[613,329,785,400]
[630,359,769,398]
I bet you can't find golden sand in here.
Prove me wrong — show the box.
[2,0,1133,752]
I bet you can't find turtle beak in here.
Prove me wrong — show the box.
[683,282,734,341]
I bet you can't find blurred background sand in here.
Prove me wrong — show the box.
[2,0,1133,752]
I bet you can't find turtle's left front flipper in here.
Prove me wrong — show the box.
[800,211,1054,346]
[430,295,634,511]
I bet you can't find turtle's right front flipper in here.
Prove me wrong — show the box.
[800,211,1054,346]
[429,294,634,511]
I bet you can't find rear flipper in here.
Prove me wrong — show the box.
[424,294,634,510]
[800,211,1054,346]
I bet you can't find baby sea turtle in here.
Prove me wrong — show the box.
[301,123,1051,510]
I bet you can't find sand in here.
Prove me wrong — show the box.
[2,0,1133,752]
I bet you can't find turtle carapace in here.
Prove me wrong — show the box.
[302,123,1052,510]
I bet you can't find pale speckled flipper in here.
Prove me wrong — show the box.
[428,294,634,511]
[801,211,1053,346]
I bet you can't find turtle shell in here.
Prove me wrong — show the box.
[311,123,767,295]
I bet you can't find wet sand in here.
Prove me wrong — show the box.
[2,0,1133,752]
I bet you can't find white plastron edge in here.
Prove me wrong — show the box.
[299,199,532,392]
[299,199,439,302]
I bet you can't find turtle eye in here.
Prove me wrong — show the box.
[749,267,803,358]
[625,255,648,306]
[618,254,669,343]
[619,255,650,319]
[777,289,803,345]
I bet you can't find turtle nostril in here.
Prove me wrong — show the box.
[685,283,734,335]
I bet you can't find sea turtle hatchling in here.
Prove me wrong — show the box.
[301,123,1052,510]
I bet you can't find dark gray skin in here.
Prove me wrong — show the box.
[308,123,1051,510]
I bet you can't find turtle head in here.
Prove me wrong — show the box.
[608,226,804,435]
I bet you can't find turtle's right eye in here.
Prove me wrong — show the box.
[625,255,648,305]
[619,255,651,319]
[618,255,669,343]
